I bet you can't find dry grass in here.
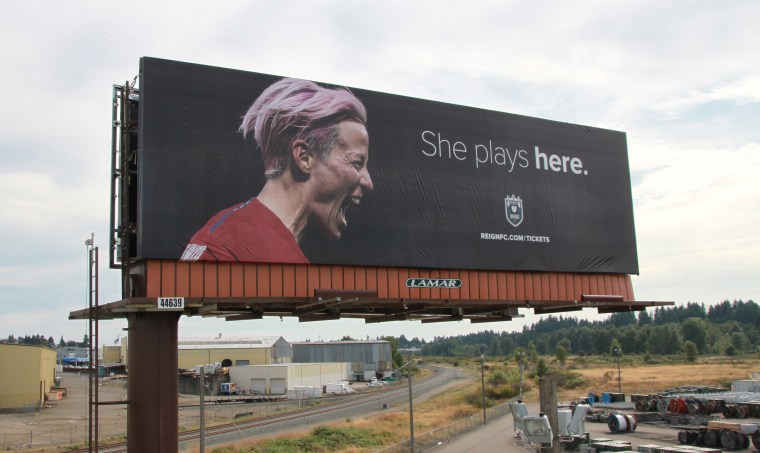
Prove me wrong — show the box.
[209,366,481,453]
[564,355,760,397]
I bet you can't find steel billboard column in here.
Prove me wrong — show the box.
[127,312,180,453]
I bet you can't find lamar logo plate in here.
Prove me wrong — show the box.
[406,278,462,288]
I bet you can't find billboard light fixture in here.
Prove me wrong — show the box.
[314,289,378,299]
[581,294,624,302]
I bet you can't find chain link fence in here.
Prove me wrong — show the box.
[0,397,318,450]
[0,428,89,450]
[375,402,512,453]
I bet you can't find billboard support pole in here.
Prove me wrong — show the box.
[126,312,180,453]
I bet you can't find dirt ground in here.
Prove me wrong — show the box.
[0,372,129,450]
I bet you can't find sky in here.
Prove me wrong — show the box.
[1,1,758,347]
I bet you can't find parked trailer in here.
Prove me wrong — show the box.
[324,382,355,395]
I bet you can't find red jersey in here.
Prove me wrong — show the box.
[181,198,309,264]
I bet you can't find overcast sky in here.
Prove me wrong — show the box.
[1,1,758,347]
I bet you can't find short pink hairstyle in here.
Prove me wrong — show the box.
[240,78,367,179]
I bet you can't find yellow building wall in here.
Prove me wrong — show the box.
[120,337,128,368]
[102,345,120,364]
[178,347,271,370]
[120,336,277,371]
[0,344,57,411]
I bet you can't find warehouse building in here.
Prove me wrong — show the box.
[120,335,293,370]
[0,344,57,412]
[229,362,349,395]
[55,345,88,363]
[292,341,393,381]
[102,345,121,364]
[177,336,292,370]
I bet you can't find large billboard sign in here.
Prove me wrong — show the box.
[136,57,638,274]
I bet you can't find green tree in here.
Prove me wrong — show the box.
[526,341,538,364]
[488,336,503,356]
[557,338,571,354]
[637,310,653,326]
[680,318,708,353]
[555,345,568,366]
[535,358,548,379]
[648,324,681,354]
[381,336,404,368]
[608,312,636,328]
[619,326,638,354]
[488,369,508,386]
[683,340,698,362]
[729,331,749,353]
[514,347,527,366]
[609,338,622,356]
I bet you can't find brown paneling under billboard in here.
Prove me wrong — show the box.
[145,259,634,301]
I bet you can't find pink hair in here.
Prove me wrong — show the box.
[240,78,367,178]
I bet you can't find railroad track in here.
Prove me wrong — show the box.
[69,364,455,452]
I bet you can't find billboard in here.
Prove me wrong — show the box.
[136,57,638,274]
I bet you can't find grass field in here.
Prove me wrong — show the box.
[564,355,759,397]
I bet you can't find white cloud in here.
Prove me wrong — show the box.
[653,76,760,119]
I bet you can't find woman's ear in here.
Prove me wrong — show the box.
[291,139,313,174]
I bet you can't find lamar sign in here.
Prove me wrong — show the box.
[406,278,463,288]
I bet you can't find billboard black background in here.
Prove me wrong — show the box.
[137,57,639,274]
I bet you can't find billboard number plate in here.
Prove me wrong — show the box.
[158,297,184,310]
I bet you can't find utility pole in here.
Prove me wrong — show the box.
[480,354,487,424]
[517,351,524,400]
[199,370,205,453]
[85,234,98,453]
[613,348,622,393]
[395,357,416,452]
[407,354,415,452]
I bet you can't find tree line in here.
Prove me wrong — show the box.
[398,300,759,358]
[1,334,89,348]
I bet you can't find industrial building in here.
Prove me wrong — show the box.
[0,344,57,412]
[55,345,88,363]
[177,336,292,370]
[102,345,121,363]
[119,335,292,370]
[292,341,393,381]
[229,362,349,395]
